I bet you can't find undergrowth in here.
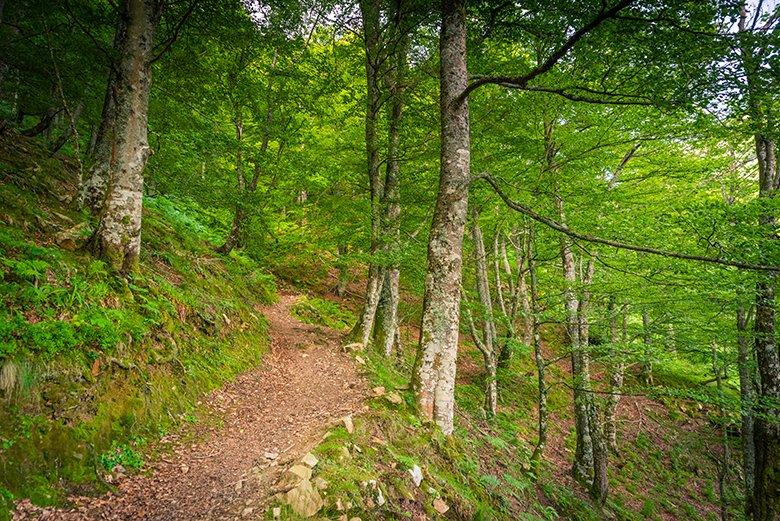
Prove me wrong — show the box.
[279,295,746,521]
[0,137,277,518]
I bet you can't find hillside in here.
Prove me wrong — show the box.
[0,135,739,520]
[0,133,276,516]
[2,1,778,520]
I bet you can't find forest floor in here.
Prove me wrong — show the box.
[12,293,367,521]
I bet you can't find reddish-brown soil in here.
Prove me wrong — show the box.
[14,293,367,520]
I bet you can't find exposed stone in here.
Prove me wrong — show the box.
[241,506,254,517]
[371,386,385,396]
[288,464,313,481]
[264,451,279,460]
[272,506,281,520]
[386,392,404,405]
[343,415,354,434]
[409,465,423,487]
[301,452,319,468]
[313,477,328,490]
[354,355,366,365]
[285,479,324,518]
[54,222,91,251]
[433,498,449,514]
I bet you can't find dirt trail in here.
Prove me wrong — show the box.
[15,293,366,520]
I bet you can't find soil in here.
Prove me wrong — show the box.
[14,293,367,520]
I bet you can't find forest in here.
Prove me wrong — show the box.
[0,0,779,520]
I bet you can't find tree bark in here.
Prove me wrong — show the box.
[605,299,626,453]
[736,305,756,516]
[528,225,547,472]
[641,310,654,385]
[413,0,470,435]
[373,0,406,357]
[752,136,780,521]
[738,6,780,513]
[470,208,498,417]
[89,0,163,274]
[216,109,245,254]
[50,101,83,154]
[551,135,593,484]
[218,48,278,254]
[352,0,385,349]
[82,17,123,212]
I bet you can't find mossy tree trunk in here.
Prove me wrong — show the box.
[372,0,407,357]
[413,0,469,435]
[352,0,385,349]
[89,0,163,274]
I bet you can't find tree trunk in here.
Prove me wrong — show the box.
[589,400,609,507]
[413,0,470,435]
[352,0,385,349]
[217,110,245,254]
[528,225,547,472]
[21,107,58,137]
[641,310,654,385]
[495,231,518,367]
[752,135,780,521]
[50,101,83,154]
[218,49,278,255]
[605,299,626,453]
[713,343,731,521]
[736,305,756,515]
[373,0,406,357]
[555,189,593,485]
[470,208,498,417]
[738,7,780,513]
[89,0,162,274]
[82,16,123,211]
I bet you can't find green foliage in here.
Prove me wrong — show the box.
[99,442,144,471]
[291,296,355,331]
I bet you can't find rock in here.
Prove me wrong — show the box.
[180,464,189,474]
[371,386,385,396]
[336,498,345,511]
[285,479,324,518]
[350,518,362,521]
[264,451,279,460]
[339,446,351,460]
[354,355,366,365]
[343,415,354,434]
[54,222,91,251]
[375,486,385,507]
[386,392,404,405]
[241,506,254,518]
[409,465,423,487]
[342,343,363,352]
[301,452,319,468]
[272,506,281,520]
[313,477,328,490]
[288,464,313,481]
[433,498,449,514]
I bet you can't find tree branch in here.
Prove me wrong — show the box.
[457,0,635,103]
[477,174,780,272]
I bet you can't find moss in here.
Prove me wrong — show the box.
[291,296,355,331]
[0,144,276,516]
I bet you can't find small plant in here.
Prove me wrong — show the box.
[99,443,144,472]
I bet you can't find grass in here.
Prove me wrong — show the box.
[0,136,277,519]
[273,293,750,520]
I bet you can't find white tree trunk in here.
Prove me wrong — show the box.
[413,0,469,435]
[91,0,162,274]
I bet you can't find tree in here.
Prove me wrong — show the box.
[412,0,470,434]
[86,0,165,274]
